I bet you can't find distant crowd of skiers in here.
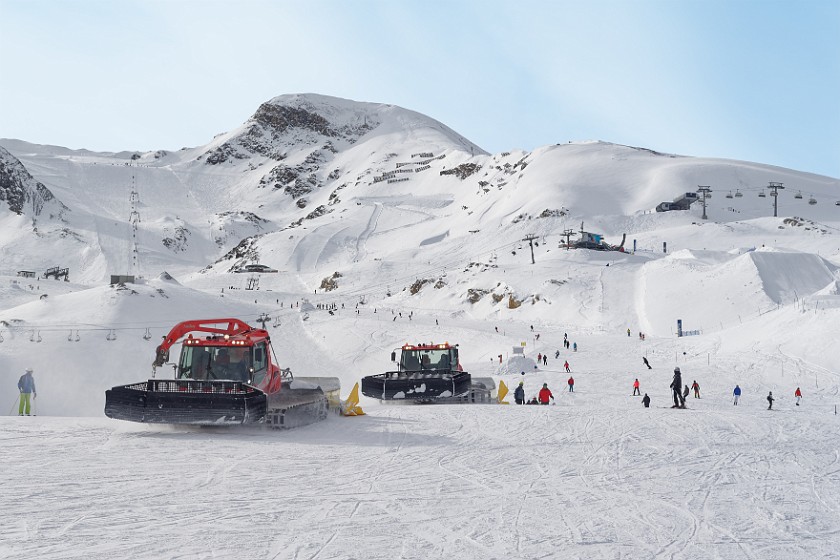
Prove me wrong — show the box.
[513,364,804,411]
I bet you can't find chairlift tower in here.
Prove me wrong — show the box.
[562,229,577,250]
[697,186,712,220]
[768,182,784,217]
[523,234,538,264]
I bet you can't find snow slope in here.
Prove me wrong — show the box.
[1,93,839,559]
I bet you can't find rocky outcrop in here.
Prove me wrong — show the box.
[0,146,67,218]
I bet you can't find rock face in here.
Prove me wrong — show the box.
[201,94,382,166]
[0,146,66,218]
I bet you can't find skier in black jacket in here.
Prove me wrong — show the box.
[642,393,651,408]
[670,367,686,408]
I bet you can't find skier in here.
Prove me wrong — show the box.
[642,393,651,408]
[538,383,554,405]
[733,384,741,405]
[642,356,651,369]
[514,381,526,405]
[567,376,574,392]
[537,353,542,364]
[17,368,36,416]
[555,350,560,359]
[542,354,547,366]
[691,380,700,398]
[795,387,802,406]
[572,342,577,352]
[564,360,571,373]
[670,367,686,409]
[633,378,640,396]
[627,328,631,337]
[767,391,774,410]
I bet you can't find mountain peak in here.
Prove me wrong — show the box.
[200,92,486,166]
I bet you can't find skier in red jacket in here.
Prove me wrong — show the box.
[567,376,575,392]
[538,383,554,404]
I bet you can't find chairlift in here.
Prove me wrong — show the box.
[835,200,840,206]
[0,331,3,343]
[725,191,733,199]
[75,330,80,342]
[68,331,74,342]
[734,189,743,198]
[795,191,803,199]
[808,195,817,205]
[143,328,152,341]
[758,191,766,198]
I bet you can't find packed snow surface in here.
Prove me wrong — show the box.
[1,94,839,559]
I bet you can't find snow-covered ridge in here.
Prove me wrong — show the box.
[0,146,66,218]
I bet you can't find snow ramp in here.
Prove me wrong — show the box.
[639,248,838,335]
[749,249,838,304]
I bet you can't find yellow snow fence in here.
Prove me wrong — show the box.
[341,382,365,416]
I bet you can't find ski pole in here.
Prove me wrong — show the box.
[8,395,20,416]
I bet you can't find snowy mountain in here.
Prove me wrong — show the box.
[0,145,67,218]
[1,94,839,560]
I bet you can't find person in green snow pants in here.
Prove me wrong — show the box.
[18,368,36,415]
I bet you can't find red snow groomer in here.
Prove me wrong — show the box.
[361,342,472,401]
[105,318,340,428]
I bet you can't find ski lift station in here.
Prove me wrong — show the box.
[656,192,698,212]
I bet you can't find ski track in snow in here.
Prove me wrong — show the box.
[2,396,839,560]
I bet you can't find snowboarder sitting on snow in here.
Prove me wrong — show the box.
[538,383,554,405]
[767,391,774,410]
[670,367,686,409]
[642,393,650,408]
[514,381,526,405]
[527,397,539,405]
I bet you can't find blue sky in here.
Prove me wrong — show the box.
[1,0,838,177]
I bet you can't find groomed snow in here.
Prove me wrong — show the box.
[1,94,839,559]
